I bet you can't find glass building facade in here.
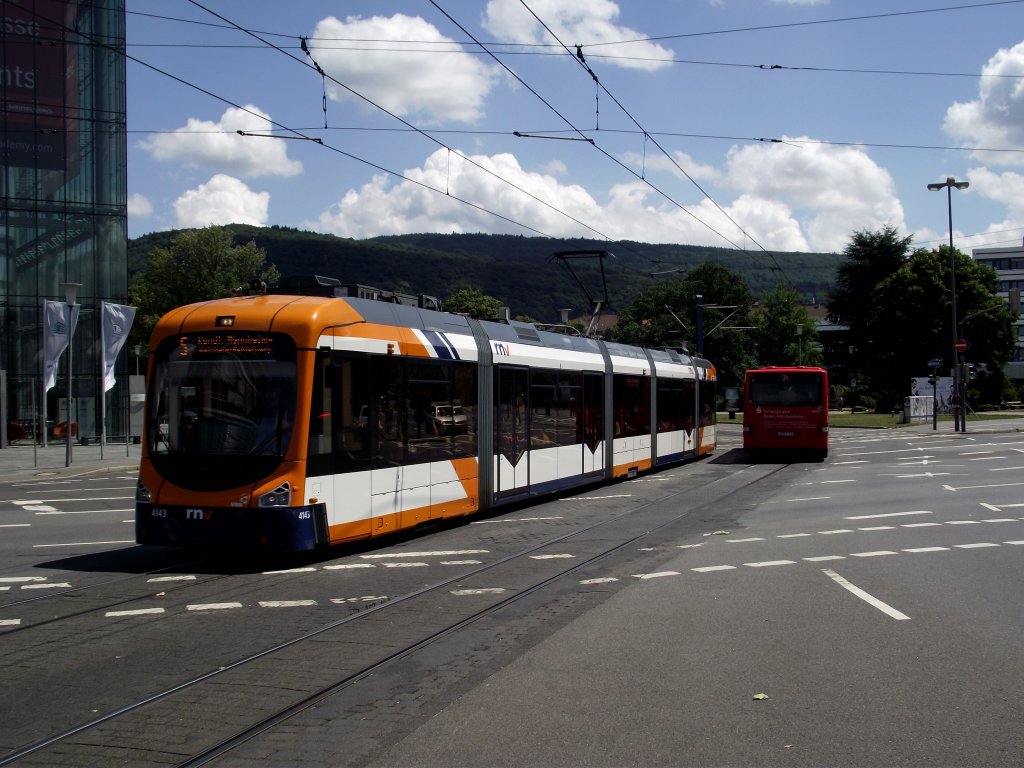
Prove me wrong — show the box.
[1,0,128,442]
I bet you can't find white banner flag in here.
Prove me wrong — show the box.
[101,301,137,392]
[43,301,80,392]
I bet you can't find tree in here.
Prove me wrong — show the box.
[612,262,757,388]
[128,226,279,350]
[873,245,1015,409]
[443,287,504,319]
[754,283,822,367]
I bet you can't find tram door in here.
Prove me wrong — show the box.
[495,367,529,498]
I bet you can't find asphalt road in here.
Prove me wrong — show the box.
[2,424,1023,767]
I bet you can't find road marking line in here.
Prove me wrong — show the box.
[451,588,506,595]
[901,522,942,527]
[822,569,910,621]
[330,596,387,603]
[633,571,680,580]
[819,529,854,534]
[1004,541,1024,546]
[903,547,949,553]
[34,508,135,515]
[21,583,71,589]
[804,555,846,562]
[724,538,765,543]
[361,550,488,559]
[692,565,736,573]
[953,543,999,549]
[0,619,23,626]
[0,576,46,583]
[259,600,317,608]
[32,540,134,548]
[323,563,375,570]
[846,511,932,520]
[147,575,196,583]
[441,560,483,565]
[187,602,242,611]
[0,524,30,528]
[982,518,1017,523]
[106,608,165,617]
[530,554,576,560]
[777,533,813,538]
[382,562,429,568]
[945,481,1024,491]
[946,520,980,525]
[744,560,797,567]
[850,551,897,557]
[858,526,896,531]
[580,577,619,584]
[263,567,318,575]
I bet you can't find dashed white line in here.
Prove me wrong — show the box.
[633,571,680,580]
[262,567,318,575]
[803,555,846,562]
[32,540,134,548]
[147,575,197,583]
[0,619,23,626]
[850,551,898,557]
[323,563,375,570]
[21,582,71,590]
[106,608,165,617]
[530,554,576,560]
[259,600,317,608]
[724,538,766,543]
[692,565,736,573]
[451,588,506,595]
[580,577,619,584]
[903,547,949,553]
[187,602,242,611]
[819,529,854,535]
[858,526,896,531]
[953,543,999,549]
[744,560,796,567]
[845,511,932,520]
[822,569,910,621]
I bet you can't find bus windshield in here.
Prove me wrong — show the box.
[748,371,824,407]
[147,331,297,490]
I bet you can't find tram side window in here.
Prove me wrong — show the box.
[496,367,528,466]
[529,370,581,448]
[582,373,604,451]
[656,378,686,432]
[308,353,371,475]
[699,379,716,426]
[452,362,478,458]
[373,356,406,466]
[613,374,650,438]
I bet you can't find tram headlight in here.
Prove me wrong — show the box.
[136,481,152,503]
[258,481,292,507]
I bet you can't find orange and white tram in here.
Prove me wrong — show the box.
[135,280,716,551]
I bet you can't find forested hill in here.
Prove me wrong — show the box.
[128,225,841,322]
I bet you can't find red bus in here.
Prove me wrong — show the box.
[743,367,828,458]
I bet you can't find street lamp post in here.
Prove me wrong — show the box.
[927,176,969,432]
[63,282,81,467]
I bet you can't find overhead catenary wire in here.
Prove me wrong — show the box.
[513,0,790,283]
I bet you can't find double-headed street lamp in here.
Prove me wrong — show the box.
[927,176,969,432]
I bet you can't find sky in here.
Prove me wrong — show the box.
[126,0,1024,258]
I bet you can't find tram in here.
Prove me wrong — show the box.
[135,278,716,551]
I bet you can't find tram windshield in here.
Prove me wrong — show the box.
[147,331,297,490]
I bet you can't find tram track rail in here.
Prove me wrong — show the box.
[1,459,782,767]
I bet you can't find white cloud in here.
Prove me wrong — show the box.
[310,14,499,124]
[140,106,303,177]
[721,138,906,252]
[620,149,721,183]
[173,175,270,228]
[316,149,603,238]
[944,41,1024,166]
[127,193,153,217]
[312,138,907,252]
[482,0,675,71]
